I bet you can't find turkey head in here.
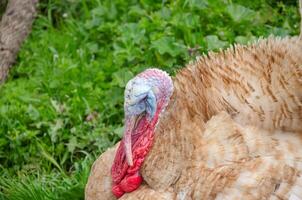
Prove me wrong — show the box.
[111,69,174,198]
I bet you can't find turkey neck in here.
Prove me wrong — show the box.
[141,81,206,190]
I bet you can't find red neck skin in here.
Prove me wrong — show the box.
[111,108,161,198]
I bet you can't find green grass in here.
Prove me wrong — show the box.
[0,0,300,199]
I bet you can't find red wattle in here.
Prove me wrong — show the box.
[112,185,124,198]
[111,105,162,198]
[120,173,143,192]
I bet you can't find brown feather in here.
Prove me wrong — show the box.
[173,37,302,133]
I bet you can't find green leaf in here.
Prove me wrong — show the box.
[49,119,64,143]
[269,27,290,37]
[87,43,99,54]
[111,69,134,88]
[113,126,124,138]
[205,35,228,50]
[226,4,256,22]
[119,23,146,44]
[128,5,147,18]
[38,143,64,174]
[151,37,186,57]
[184,0,208,10]
[67,137,77,153]
[235,35,257,44]
[27,105,40,121]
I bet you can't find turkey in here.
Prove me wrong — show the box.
[86,1,302,199]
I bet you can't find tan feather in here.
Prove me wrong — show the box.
[85,144,118,200]
[174,37,302,133]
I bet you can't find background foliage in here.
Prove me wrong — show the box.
[0,0,300,199]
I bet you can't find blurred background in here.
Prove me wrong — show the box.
[0,0,300,199]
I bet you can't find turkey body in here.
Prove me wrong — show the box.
[86,36,302,199]
[86,112,302,199]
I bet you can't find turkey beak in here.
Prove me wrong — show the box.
[124,114,141,166]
